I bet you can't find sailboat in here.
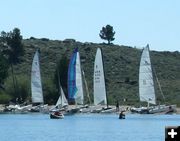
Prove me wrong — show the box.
[67,48,84,113]
[50,75,68,110]
[30,49,47,112]
[50,75,68,119]
[55,86,68,110]
[131,45,176,114]
[92,48,114,113]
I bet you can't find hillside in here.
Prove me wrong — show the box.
[7,38,180,106]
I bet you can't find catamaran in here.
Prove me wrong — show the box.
[67,48,84,113]
[131,45,176,114]
[30,49,48,112]
[92,48,115,113]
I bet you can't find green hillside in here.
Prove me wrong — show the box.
[2,38,180,106]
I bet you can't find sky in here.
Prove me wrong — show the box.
[0,0,180,51]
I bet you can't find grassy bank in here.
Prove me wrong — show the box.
[1,38,180,106]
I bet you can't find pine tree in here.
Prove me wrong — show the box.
[0,28,24,101]
[99,24,115,44]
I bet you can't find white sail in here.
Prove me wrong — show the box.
[31,50,44,103]
[75,51,84,105]
[93,48,107,105]
[139,45,156,105]
[56,86,68,108]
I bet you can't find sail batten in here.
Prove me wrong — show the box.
[139,45,156,105]
[93,48,107,105]
[31,50,44,104]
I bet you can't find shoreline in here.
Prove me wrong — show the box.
[0,104,179,114]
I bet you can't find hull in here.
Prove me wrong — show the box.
[29,104,49,113]
[148,105,176,114]
[50,112,64,119]
[100,107,116,113]
[131,105,176,114]
[66,108,80,114]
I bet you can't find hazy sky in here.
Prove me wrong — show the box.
[1,0,179,51]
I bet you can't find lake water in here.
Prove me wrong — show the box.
[0,113,179,141]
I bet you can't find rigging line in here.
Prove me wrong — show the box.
[152,66,166,103]
[82,69,91,105]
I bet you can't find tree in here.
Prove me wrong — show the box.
[54,53,69,100]
[0,33,9,87]
[0,28,24,102]
[3,28,24,64]
[99,24,115,44]
[0,53,9,86]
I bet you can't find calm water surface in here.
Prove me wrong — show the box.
[0,113,179,141]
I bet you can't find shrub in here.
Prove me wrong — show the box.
[0,91,11,104]
[4,75,30,103]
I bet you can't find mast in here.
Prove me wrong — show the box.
[57,64,62,108]
[100,48,108,108]
[82,70,91,105]
[152,66,166,103]
[55,56,68,109]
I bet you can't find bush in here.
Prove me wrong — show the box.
[4,75,30,103]
[0,91,11,104]
[40,38,49,41]
[42,78,57,105]
[30,37,36,40]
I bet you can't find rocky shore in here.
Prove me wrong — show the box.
[0,104,179,114]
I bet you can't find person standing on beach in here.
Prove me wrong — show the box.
[116,100,119,112]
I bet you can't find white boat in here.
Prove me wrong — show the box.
[131,45,176,114]
[67,48,84,113]
[30,49,47,112]
[3,104,32,113]
[49,87,67,119]
[50,70,68,119]
[92,48,115,113]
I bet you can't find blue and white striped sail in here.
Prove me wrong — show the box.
[139,45,156,105]
[93,48,107,105]
[68,48,84,105]
[31,50,44,103]
[68,48,77,101]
